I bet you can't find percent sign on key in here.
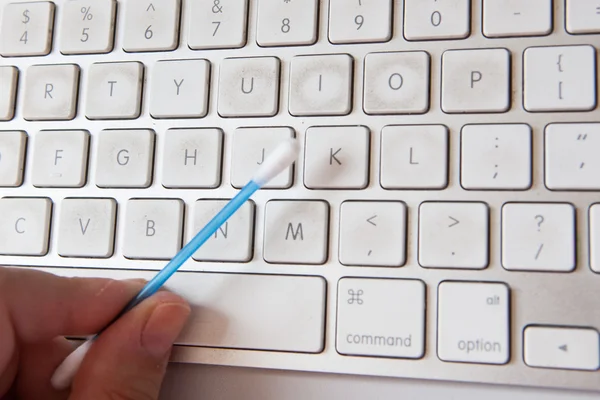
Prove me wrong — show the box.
[81,6,93,20]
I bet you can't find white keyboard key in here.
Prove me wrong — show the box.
[23,64,80,121]
[461,124,532,190]
[438,282,510,364]
[337,278,425,358]
[502,203,575,272]
[31,130,89,188]
[162,128,222,189]
[190,200,254,262]
[123,199,184,260]
[419,202,489,269]
[174,273,325,352]
[566,0,600,34]
[289,54,353,116]
[0,198,52,256]
[0,2,54,56]
[304,126,369,189]
[0,131,27,187]
[442,49,510,113]
[231,127,294,189]
[123,0,180,52]
[57,198,117,258]
[590,204,600,273]
[363,51,430,115]
[404,0,470,40]
[150,59,210,119]
[45,267,327,353]
[339,201,407,267]
[329,0,392,44]
[380,125,448,189]
[60,0,116,54]
[263,200,329,265]
[0,67,18,121]
[545,123,600,190]
[256,0,317,46]
[524,45,596,112]
[483,0,552,37]
[218,57,280,117]
[95,129,155,188]
[524,326,600,371]
[86,62,144,119]
[188,0,248,50]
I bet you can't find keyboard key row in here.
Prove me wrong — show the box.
[0,123,599,190]
[339,277,598,369]
[0,198,597,274]
[3,0,598,57]
[45,265,600,369]
[2,46,595,122]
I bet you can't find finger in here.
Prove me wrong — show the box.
[12,338,72,400]
[0,267,144,342]
[0,305,17,397]
[70,291,190,400]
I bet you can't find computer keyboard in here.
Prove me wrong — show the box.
[0,0,599,392]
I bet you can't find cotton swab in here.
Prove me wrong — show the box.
[51,138,300,390]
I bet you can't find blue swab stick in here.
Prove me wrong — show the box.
[51,138,300,390]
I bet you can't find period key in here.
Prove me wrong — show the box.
[438,281,510,364]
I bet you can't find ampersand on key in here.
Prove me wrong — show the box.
[212,0,223,13]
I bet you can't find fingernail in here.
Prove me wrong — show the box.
[141,302,190,358]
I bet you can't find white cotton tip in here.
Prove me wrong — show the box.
[252,138,300,186]
[51,339,93,390]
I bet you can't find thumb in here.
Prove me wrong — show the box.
[69,291,190,400]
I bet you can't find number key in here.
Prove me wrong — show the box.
[189,0,249,50]
[329,0,392,44]
[123,0,181,52]
[404,0,470,40]
[0,1,55,57]
[60,0,116,54]
[257,0,318,47]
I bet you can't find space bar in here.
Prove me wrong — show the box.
[38,268,327,354]
[170,273,327,353]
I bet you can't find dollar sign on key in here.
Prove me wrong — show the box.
[22,9,30,24]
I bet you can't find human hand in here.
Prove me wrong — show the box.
[0,267,190,400]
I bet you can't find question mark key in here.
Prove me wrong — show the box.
[502,203,575,272]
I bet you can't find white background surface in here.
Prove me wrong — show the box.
[160,364,600,400]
